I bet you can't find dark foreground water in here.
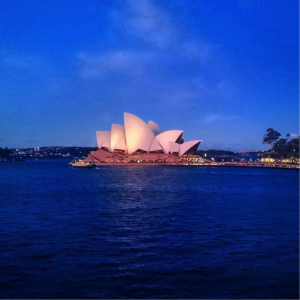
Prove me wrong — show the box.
[0,160,299,299]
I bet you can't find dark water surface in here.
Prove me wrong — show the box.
[0,160,299,299]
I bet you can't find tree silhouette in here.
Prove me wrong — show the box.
[263,128,281,150]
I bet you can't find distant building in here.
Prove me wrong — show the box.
[260,158,275,163]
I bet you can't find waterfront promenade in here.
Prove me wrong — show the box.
[90,160,299,169]
[212,162,299,169]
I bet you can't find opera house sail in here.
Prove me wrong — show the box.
[86,112,202,165]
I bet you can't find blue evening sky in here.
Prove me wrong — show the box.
[0,0,298,151]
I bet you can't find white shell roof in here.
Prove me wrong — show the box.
[149,138,163,152]
[124,112,156,154]
[148,120,163,136]
[114,137,127,152]
[110,124,127,153]
[95,113,201,156]
[179,140,201,156]
[156,130,183,154]
[169,142,180,153]
[96,131,111,149]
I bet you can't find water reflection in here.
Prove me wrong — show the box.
[0,162,298,298]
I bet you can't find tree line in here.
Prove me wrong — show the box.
[263,128,299,158]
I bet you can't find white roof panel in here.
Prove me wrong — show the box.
[124,112,156,154]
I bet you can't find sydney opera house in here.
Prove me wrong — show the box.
[86,112,202,165]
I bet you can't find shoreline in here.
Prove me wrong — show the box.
[90,162,299,169]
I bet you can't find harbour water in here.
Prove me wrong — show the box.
[0,159,299,298]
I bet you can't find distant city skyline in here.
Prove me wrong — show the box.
[0,0,298,151]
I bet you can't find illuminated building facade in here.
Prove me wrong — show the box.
[87,112,202,165]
